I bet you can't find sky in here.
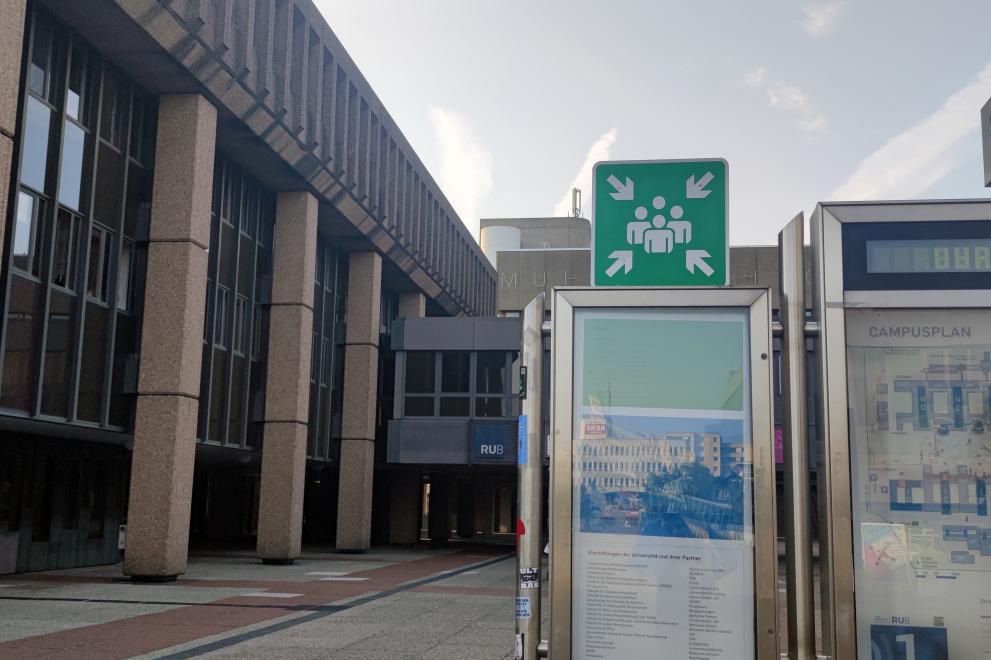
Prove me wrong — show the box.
[312,1,991,246]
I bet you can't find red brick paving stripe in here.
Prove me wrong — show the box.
[0,551,508,660]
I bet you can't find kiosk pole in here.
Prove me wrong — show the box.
[778,215,816,659]
[516,293,545,660]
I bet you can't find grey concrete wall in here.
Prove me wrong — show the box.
[481,217,590,250]
[125,94,217,579]
[495,249,590,313]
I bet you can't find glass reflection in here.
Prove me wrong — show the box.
[21,97,51,192]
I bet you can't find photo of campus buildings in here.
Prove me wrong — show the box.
[578,414,752,541]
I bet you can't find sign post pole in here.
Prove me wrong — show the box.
[516,293,545,660]
[778,214,816,659]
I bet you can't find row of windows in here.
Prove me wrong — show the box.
[400,351,516,419]
[197,156,275,449]
[0,9,152,428]
[307,239,348,462]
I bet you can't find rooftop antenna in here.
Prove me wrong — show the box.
[571,188,582,218]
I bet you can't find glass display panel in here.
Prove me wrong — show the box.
[571,307,755,659]
[846,308,991,659]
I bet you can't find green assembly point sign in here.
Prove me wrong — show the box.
[592,159,728,286]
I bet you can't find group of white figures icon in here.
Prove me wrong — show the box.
[626,195,692,254]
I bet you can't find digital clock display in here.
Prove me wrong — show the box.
[866,239,991,274]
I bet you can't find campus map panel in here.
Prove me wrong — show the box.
[571,309,755,660]
[846,309,991,659]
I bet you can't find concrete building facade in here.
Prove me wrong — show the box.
[0,0,494,577]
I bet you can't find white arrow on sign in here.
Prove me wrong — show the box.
[605,250,633,277]
[686,172,714,199]
[686,250,714,277]
[606,175,634,200]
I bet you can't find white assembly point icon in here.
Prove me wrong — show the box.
[686,249,714,277]
[686,172,714,199]
[606,175,634,200]
[605,250,633,277]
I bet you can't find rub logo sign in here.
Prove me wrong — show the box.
[479,444,504,456]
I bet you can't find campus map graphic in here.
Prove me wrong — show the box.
[856,344,991,574]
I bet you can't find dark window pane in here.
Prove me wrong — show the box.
[77,301,107,422]
[439,396,469,417]
[474,396,503,418]
[57,121,87,211]
[67,48,96,127]
[116,240,133,311]
[12,191,42,275]
[404,396,433,416]
[228,354,244,445]
[108,313,137,428]
[94,142,122,225]
[29,20,52,97]
[405,351,435,393]
[123,165,150,239]
[208,348,227,441]
[214,286,230,348]
[441,351,470,393]
[99,72,124,147]
[21,96,51,192]
[476,352,506,394]
[40,289,76,417]
[51,209,79,290]
[1,276,44,411]
[233,296,247,355]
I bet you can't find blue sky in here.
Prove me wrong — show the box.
[313,1,991,245]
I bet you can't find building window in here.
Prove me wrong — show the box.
[197,155,275,448]
[0,7,153,428]
[307,239,347,460]
[399,350,516,419]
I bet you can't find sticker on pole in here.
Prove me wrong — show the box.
[515,632,524,659]
[517,414,528,465]
[592,158,728,286]
[519,567,539,589]
[516,596,532,619]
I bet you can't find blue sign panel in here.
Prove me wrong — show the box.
[869,624,948,660]
[471,424,511,461]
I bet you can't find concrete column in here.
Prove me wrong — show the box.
[398,291,426,319]
[256,191,317,563]
[335,251,382,551]
[124,95,216,580]
[0,0,27,259]
[385,290,426,546]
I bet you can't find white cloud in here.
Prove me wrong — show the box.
[428,106,493,239]
[800,3,845,37]
[552,128,618,218]
[743,67,826,136]
[742,67,767,88]
[767,84,809,112]
[831,62,991,200]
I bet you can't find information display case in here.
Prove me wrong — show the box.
[548,288,778,659]
[811,201,991,659]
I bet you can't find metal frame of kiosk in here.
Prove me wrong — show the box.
[548,287,779,659]
[810,200,991,659]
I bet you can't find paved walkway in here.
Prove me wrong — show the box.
[0,547,522,659]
